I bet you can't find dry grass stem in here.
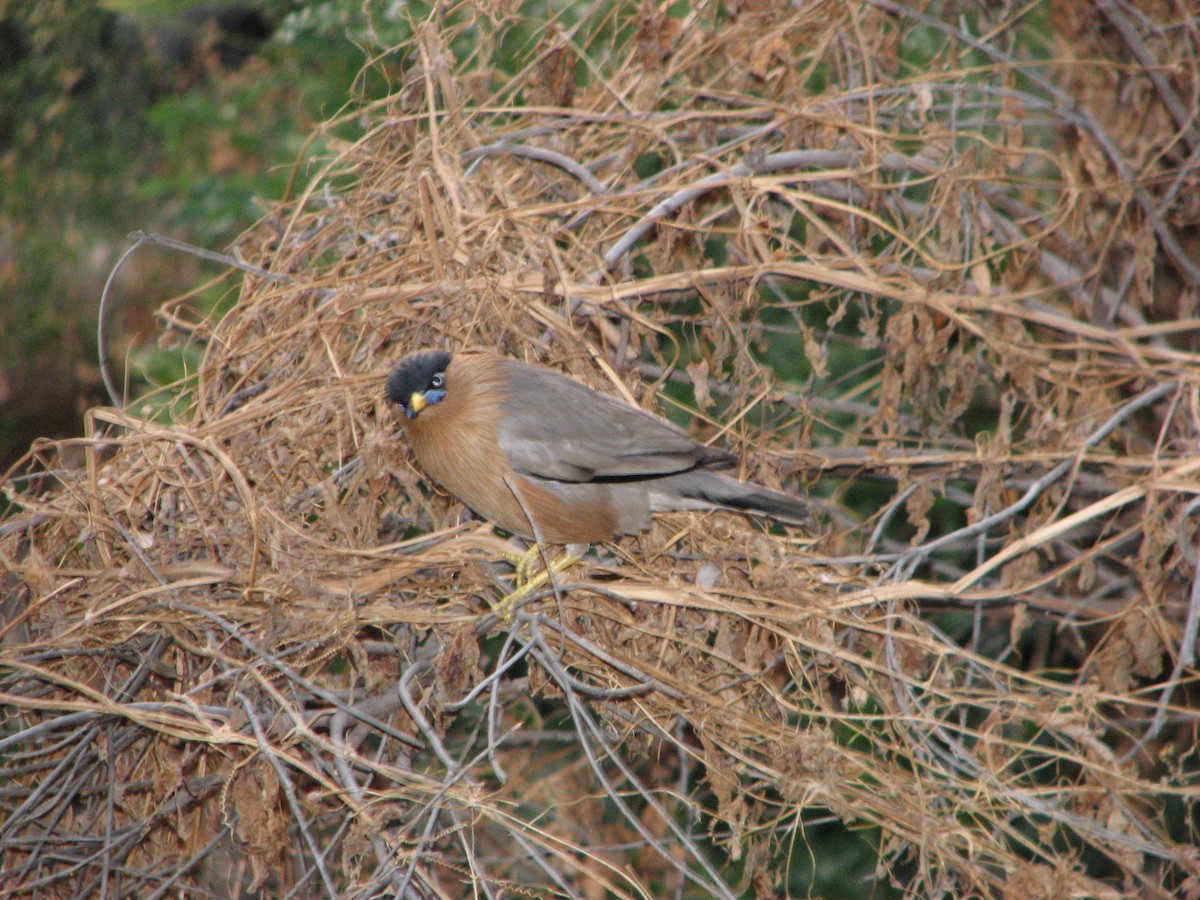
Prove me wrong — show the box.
[4,3,1200,897]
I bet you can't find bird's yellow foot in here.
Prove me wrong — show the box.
[491,546,581,624]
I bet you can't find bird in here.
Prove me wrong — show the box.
[385,349,807,545]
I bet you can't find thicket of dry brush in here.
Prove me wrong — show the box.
[3,2,1200,897]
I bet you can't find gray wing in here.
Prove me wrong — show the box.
[497,360,734,482]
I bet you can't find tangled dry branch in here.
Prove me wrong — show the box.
[4,2,1200,897]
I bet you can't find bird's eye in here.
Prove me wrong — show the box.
[430,373,445,389]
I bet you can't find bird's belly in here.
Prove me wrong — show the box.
[510,477,625,543]
[418,450,619,542]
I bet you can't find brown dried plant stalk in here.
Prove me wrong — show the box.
[4,3,1200,897]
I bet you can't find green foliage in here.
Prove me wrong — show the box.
[0,0,376,464]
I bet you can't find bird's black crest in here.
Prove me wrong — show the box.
[386,349,453,408]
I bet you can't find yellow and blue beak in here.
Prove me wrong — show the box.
[406,388,446,419]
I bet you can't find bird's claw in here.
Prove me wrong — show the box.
[492,547,581,624]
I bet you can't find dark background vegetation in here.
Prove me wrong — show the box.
[1,0,366,467]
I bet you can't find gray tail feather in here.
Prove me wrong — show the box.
[684,471,808,525]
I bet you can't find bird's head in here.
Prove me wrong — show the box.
[386,349,452,420]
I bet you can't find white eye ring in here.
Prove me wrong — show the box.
[430,373,445,389]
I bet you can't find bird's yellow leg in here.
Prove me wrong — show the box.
[509,544,543,585]
[491,545,581,624]
[488,476,587,623]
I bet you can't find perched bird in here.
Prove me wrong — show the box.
[386,349,807,544]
